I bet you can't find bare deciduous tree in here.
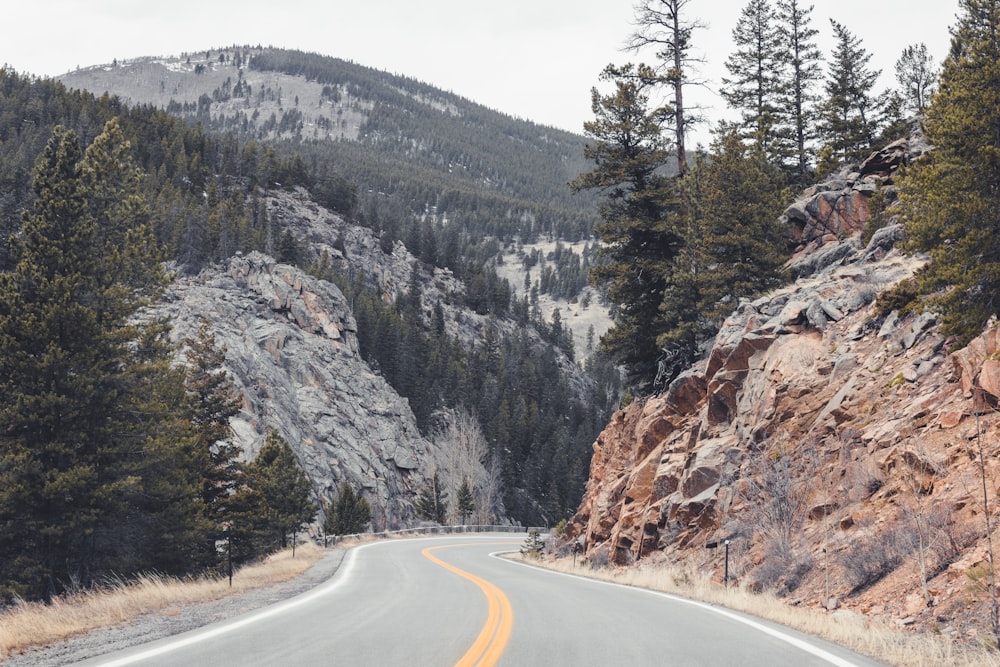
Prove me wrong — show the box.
[433,408,504,524]
[627,0,706,176]
[736,434,813,592]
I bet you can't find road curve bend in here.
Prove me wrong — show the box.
[75,534,882,667]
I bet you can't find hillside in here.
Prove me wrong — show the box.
[57,46,600,242]
[0,56,615,568]
[564,135,1000,642]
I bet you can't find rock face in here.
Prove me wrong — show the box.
[266,187,592,398]
[145,186,593,532]
[153,252,447,530]
[567,140,1000,637]
[781,126,929,279]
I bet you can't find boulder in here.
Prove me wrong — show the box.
[859,138,909,176]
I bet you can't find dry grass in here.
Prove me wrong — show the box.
[0,543,324,659]
[515,555,1000,667]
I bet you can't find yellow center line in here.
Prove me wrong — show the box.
[422,543,517,667]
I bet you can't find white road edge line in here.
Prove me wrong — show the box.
[491,551,864,667]
[90,543,372,667]
[89,535,518,666]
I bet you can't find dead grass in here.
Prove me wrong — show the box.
[0,543,324,659]
[514,554,1000,667]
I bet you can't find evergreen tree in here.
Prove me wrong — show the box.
[415,471,449,524]
[247,432,318,549]
[121,321,214,574]
[775,0,823,182]
[895,43,938,114]
[818,20,888,166]
[0,121,162,599]
[721,0,786,164]
[324,483,371,536]
[899,0,1000,343]
[456,478,476,525]
[571,64,683,393]
[520,528,545,559]
[183,323,243,554]
[695,131,790,324]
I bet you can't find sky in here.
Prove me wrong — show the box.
[7,1,961,146]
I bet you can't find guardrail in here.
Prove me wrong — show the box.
[323,525,549,545]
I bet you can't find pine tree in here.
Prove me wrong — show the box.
[521,528,545,559]
[721,0,786,164]
[775,0,823,182]
[120,321,215,574]
[571,64,683,393]
[324,483,371,536]
[247,432,318,549]
[415,471,449,524]
[695,131,790,323]
[183,323,243,542]
[656,150,709,388]
[0,119,171,600]
[899,0,1000,343]
[456,478,476,525]
[628,0,704,176]
[818,20,888,165]
[894,43,938,114]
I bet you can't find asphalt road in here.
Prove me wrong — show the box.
[75,534,884,666]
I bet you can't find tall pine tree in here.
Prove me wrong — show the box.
[721,0,786,165]
[0,120,162,599]
[628,0,704,176]
[183,323,243,550]
[776,0,823,182]
[571,64,683,393]
[818,20,888,167]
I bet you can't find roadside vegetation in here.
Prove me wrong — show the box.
[0,543,323,660]
[515,552,1000,667]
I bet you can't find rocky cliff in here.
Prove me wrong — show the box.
[567,134,1000,638]
[152,251,447,530]
[146,185,594,531]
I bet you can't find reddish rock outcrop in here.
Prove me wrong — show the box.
[567,140,1000,639]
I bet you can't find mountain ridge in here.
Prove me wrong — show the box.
[57,46,598,236]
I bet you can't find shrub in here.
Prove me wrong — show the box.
[521,529,545,559]
[839,521,913,593]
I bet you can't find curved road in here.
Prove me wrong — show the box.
[75,534,883,666]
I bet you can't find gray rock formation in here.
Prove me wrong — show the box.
[152,252,448,531]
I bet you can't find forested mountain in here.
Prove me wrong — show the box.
[0,49,618,601]
[58,46,600,246]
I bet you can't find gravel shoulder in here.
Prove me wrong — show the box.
[2,548,347,667]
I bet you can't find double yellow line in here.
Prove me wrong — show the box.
[421,545,514,667]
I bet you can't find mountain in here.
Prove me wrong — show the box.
[57,46,599,242]
[0,46,617,543]
[564,132,1000,638]
[55,44,617,427]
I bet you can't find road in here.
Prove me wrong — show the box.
[75,534,883,666]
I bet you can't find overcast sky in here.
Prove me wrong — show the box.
[7,1,959,145]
